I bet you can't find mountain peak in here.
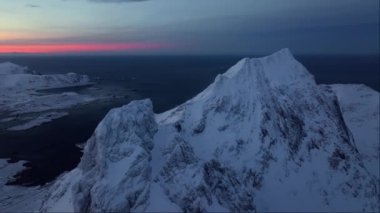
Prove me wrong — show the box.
[195,48,315,106]
[267,48,294,59]
[221,48,312,88]
[40,50,379,212]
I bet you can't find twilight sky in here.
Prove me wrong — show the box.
[0,0,378,55]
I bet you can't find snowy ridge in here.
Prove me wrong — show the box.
[37,49,380,212]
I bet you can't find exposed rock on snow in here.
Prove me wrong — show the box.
[0,62,95,131]
[328,84,379,179]
[8,49,380,212]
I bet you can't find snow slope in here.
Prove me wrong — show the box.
[329,84,379,179]
[0,62,96,131]
[0,159,48,212]
[9,49,380,212]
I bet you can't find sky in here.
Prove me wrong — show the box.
[0,0,378,55]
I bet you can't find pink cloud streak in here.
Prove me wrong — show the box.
[0,42,167,54]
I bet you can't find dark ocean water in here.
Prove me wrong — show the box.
[0,54,378,185]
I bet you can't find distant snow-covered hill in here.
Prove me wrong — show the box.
[0,62,95,131]
[5,49,379,212]
[0,62,31,75]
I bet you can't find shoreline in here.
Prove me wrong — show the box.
[0,87,139,186]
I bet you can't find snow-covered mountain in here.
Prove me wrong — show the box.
[16,49,380,212]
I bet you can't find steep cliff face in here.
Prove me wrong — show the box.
[41,49,379,212]
[328,84,379,179]
[41,99,157,212]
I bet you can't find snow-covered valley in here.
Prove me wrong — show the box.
[1,49,379,212]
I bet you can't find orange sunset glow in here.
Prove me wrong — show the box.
[0,43,166,54]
